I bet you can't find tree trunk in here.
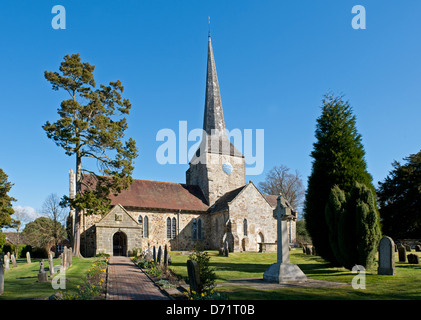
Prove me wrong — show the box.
[73,154,82,257]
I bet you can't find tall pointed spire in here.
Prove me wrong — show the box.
[203,32,226,136]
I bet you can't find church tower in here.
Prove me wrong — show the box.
[186,33,246,206]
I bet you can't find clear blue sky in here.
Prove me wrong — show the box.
[1,1,420,217]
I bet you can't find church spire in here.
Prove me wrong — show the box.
[203,31,226,136]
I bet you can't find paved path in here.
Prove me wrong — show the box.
[106,256,170,300]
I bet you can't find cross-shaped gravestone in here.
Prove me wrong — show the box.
[263,194,307,283]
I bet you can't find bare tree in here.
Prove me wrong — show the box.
[258,165,305,212]
[41,193,66,255]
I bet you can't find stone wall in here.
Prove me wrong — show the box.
[80,207,213,256]
[227,183,277,252]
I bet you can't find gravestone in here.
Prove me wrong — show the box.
[0,261,4,295]
[62,247,68,269]
[38,259,48,282]
[415,245,421,252]
[263,195,307,283]
[68,247,73,267]
[4,256,9,271]
[26,251,31,264]
[48,253,55,277]
[405,245,411,252]
[378,236,396,275]
[311,246,316,255]
[7,252,10,259]
[157,246,162,264]
[407,254,420,264]
[187,260,201,293]
[398,245,406,262]
[11,254,17,268]
[305,246,311,255]
[153,246,156,263]
[163,245,168,267]
[223,241,229,257]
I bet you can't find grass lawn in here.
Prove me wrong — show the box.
[168,250,421,300]
[0,257,98,300]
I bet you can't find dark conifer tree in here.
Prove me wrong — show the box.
[304,93,374,265]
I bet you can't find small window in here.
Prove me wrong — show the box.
[243,219,248,236]
[198,219,203,240]
[167,217,171,239]
[172,217,177,239]
[138,216,143,224]
[192,219,197,240]
[144,216,149,238]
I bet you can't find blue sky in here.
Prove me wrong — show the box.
[0,1,420,218]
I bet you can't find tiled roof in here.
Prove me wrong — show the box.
[83,176,209,212]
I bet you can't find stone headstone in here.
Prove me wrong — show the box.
[305,246,311,255]
[153,246,156,263]
[3,256,9,271]
[62,247,68,269]
[407,254,420,264]
[311,246,316,255]
[398,245,406,262]
[302,246,306,254]
[405,245,411,252]
[38,259,48,282]
[223,241,229,257]
[68,247,73,267]
[48,253,55,277]
[163,245,168,267]
[157,246,162,264]
[11,254,17,268]
[378,236,396,275]
[7,252,10,260]
[26,251,31,264]
[263,195,307,283]
[415,245,421,252]
[187,259,200,293]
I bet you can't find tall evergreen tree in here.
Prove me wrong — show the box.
[0,168,16,229]
[304,93,374,265]
[377,149,421,238]
[43,54,138,257]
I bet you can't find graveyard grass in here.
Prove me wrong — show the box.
[169,250,421,300]
[0,257,96,300]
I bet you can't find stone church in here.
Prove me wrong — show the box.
[70,33,297,257]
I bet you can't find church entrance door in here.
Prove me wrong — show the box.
[113,231,127,256]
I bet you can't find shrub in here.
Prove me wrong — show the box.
[188,248,216,294]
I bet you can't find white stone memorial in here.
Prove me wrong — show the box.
[263,195,307,283]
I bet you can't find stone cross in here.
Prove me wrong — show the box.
[187,259,201,294]
[26,251,31,264]
[263,194,306,283]
[378,236,396,275]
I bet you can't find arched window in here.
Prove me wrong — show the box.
[198,218,203,240]
[172,217,177,239]
[138,215,143,224]
[167,217,171,239]
[144,216,149,238]
[192,219,197,240]
[243,219,248,236]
